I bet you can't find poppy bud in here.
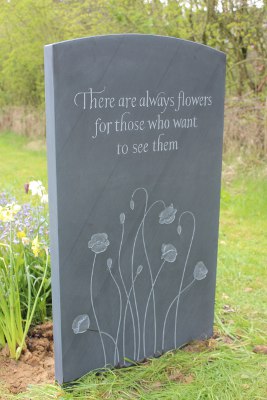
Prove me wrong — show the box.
[107,258,112,269]
[137,265,143,275]
[120,213,125,224]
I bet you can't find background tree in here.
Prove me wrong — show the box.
[0,0,266,107]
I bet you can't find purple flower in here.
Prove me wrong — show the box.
[0,192,50,247]
[88,233,109,254]
[161,243,177,263]
[159,204,177,224]
[24,183,29,194]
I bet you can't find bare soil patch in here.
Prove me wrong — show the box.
[0,322,54,395]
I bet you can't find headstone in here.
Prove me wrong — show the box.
[44,34,225,383]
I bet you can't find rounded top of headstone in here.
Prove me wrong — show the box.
[45,34,226,58]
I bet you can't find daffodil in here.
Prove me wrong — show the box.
[40,194,48,204]
[29,181,45,197]
[32,235,40,257]
[17,231,26,239]
[0,203,21,222]
[22,237,30,246]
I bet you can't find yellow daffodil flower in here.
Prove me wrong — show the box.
[41,194,49,204]
[0,203,21,222]
[17,231,26,239]
[32,235,40,257]
[29,180,45,197]
[22,237,30,246]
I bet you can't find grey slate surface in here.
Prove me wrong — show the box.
[44,34,226,383]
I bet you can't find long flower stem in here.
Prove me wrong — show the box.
[109,270,122,364]
[9,222,16,354]
[162,278,196,349]
[180,279,196,295]
[141,200,166,356]
[118,222,136,361]
[143,260,165,356]
[0,253,14,351]
[16,249,49,360]
[9,221,24,355]
[90,254,107,366]
[123,273,140,364]
[174,212,195,348]
[131,187,166,359]
[131,187,148,359]
[100,331,119,364]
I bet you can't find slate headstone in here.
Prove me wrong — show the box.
[44,34,226,383]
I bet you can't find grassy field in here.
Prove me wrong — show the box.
[0,132,267,399]
[0,132,47,197]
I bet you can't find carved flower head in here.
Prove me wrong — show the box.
[194,261,208,280]
[161,243,177,263]
[88,233,109,254]
[159,204,177,224]
[72,314,90,334]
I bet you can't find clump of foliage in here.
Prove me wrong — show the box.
[0,182,51,359]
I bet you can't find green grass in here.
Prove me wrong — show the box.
[1,132,267,399]
[15,348,267,399]
[0,132,47,197]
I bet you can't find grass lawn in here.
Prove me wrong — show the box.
[0,132,267,399]
[0,132,47,197]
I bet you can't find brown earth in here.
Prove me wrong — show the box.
[0,322,54,396]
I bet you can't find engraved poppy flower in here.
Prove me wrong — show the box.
[72,314,90,334]
[88,233,109,254]
[159,204,177,224]
[194,261,208,280]
[161,243,177,263]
